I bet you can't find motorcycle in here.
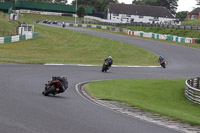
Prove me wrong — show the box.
[43,20,48,23]
[159,59,166,68]
[102,60,110,72]
[42,76,68,96]
[52,21,57,24]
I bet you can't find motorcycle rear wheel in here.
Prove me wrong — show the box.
[161,63,166,68]
[43,85,56,96]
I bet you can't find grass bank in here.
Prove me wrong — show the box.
[0,24,158,65]
[85,79,200,125]
[19,13,75,24]
[0,12,19,36]
[181,19,200,26]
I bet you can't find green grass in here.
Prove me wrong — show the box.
[181,19,200,26]
[85,79,200,125]
[0,13,159,65]
[0,24,158,65]
[19,13,75,24]
[0,12,19,36]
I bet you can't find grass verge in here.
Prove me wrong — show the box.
[0,24,158,65]
[19,13,75,24]
[85,79,200,125]
[181,19,200,26]
[0,12,19,36]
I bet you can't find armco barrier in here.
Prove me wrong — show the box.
[193,38,196,44]
[181,37,185,43]
[185,38,192,43]
[20,34,26,40]
[185,77,200,104]
[0,32,39,44]
[11,35,20,42]
[4,36,11,43]
[59,22,127,33]
[25,33,33,40]
[125,29,198,44]
[195,39,200,44]
[82,24,87,28]
[33,32,39,38]
[87,25,91,28]
[0,37,4,44]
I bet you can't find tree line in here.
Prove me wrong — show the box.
[2,0,68,4]
[2,0,179,15]
[2,0,200,19]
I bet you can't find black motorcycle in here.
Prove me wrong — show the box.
[43,20,48,23]
[159,59,166,68]
[102,61,110,72]
[42,76,68,96]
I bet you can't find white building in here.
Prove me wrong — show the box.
[107,3,176,24]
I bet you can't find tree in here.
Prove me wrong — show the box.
[176,11,188,19]
[100,0,118,12]
[71,0,118,12]
[76,5,87,18]
[196,0,200,5]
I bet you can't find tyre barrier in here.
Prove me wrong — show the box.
[185,77,200,104]
[125,30,197,44]
[59,23,127,33]
[0,32,39,44]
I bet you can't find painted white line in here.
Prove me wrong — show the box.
[45,63,160,68]
[45,64,64,65]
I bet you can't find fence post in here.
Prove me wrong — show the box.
[191,78,194,87]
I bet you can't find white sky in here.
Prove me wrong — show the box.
[67,0,199,12]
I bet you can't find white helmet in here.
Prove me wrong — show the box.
[108,56,112,59]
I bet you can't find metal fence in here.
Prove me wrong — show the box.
[124,22,200,30]
[185,77,200,104]
[82,21,200,30]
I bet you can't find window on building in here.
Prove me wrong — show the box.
[139,16,143,18]
[113,14,119,16]
[191,15,197,19]
[126,15,131,17]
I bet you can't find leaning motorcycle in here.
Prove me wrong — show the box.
[102,61,110,72]
[159,59,166,68]
[42,76,68,96]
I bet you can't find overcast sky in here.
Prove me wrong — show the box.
[67,0,199,12]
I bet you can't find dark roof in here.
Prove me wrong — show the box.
[108,3,174,18]
[189,8,200,15]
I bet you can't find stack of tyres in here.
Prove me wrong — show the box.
[195,39,200,44]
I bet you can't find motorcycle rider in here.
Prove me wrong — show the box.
[55,76,68,93]
[104,56,113,67]
[158,55,165,63]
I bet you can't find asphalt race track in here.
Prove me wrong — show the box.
[0,24,200,133]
